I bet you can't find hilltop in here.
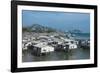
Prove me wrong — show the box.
[22,24,57,33]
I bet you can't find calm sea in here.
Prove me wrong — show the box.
[72,33,90,40]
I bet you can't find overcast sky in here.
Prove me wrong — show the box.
[22,10,90,33]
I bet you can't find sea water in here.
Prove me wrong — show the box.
[72,33,90,40]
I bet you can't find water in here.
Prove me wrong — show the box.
[22,48,90,62]
[72,33,90,40]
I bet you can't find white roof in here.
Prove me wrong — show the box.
[43,46,54,49]
[34,43,47,48]
[34,43,54,49]
[39,36,49,39]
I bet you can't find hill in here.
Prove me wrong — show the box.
[22,24,57,33]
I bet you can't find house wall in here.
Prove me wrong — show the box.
[41,46,54,53]
[69,44,77,49]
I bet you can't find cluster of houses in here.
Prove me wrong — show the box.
[78,39,90,49]
[22,32,89,56]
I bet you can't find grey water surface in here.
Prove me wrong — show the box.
[22,48,90,62]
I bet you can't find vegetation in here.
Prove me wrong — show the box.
[22,24,57,33]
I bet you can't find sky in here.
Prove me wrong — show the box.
[22,10,90,33]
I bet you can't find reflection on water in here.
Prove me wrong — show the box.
[22,48,90,62]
